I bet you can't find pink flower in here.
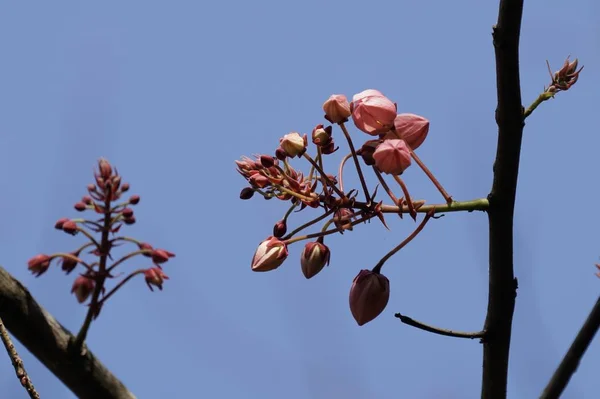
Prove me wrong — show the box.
[71,276,95,303]
[144,267,169,291]
[349,269,390,326]
[279,132,307,158]
[251,236,288,272]
[393,113,429,150]
[373,139,411,175]
[323,94,351,124]
[350,90,397,135]
[300,240,331,279]
[28,254,51,277]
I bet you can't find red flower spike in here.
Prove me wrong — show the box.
[28,254,51,277]
[144,268,169,291]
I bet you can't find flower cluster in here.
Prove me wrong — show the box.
[27,158,175,328]
[237,89,447,326]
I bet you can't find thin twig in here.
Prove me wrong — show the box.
[540,295,600,399]
[0,315,40,398]
[395,313,486,340]
[339,122,371,204]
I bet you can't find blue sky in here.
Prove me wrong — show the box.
[0,1,599,398]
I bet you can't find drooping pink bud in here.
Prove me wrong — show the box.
[251,236,288,272]
[54,217,70,230]
[62,220,79,235]
[122,207,134,218]
[123,216,136,225]
[144,267,169,291]
[139,242,154,257]
[71,276,96,303]
[373,139,412,175]
[300,240,330,279]
[273,220,287,238]
[121,182,130,192]
[279,132,307,158]
[350,90,397,135]
[28,254,52,277]
[393,113,429,150]
[151,249,175,264]
[323,94,351,124]
[129,195,140,205]
[349,269,390,326]
[59,253,80,274]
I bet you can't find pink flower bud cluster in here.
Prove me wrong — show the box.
[27,158,175,316]
[237,89,437,326]
[548,57,583,93]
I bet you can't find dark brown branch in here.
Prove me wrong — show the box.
[483,1,524,398]
[0,315,40,398]
[395,313,486,340]
[540,296,600,398]
[0,265,136,399]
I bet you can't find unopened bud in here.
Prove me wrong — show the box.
[129,195,140,205]
[273,220,287,238]
[349,269,390,326]
[300,240,331,279]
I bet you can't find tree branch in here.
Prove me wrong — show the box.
[0,265,136,399]
[483,1,524,398]
[395,313,486,340]
[0,315,40,398]
[540,295,600,398]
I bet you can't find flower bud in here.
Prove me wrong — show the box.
[151,249,175,264]
[392,113,429,150]
[59,253,80,274]
[333,208,354,231]
[279,132,307,158]
[55,217,69,230]
[124,216,136,225]
[144,267,169,291]
[273,220,287,238]
[27,254,51,277]
[249,174,270,188]
[311,124,332,146]
[122,207,134,218]
[97,158,113,179]
[240,187,255,200]
[260,155,276,168]
[121,182,130,192]
[62,220,79,235]
[251,236,288,272]
[351,89,397,135]
[129,195,140,205]
[323,94,351,124]
[349,269,390,326]
[300,240,330,279]
[81,196,93,205]
[357,140,381,166]
[138,242,154,256]
[275,147,287,161]
[71,276,95,303]
[373,139,411,175]
[74,202,87,211]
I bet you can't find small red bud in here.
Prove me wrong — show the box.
[240,187,255,200]
[275,147,287,161]
[55,217,69,230]
[260,155,276,168]
[121,182,130,192]
[62,220,79,235]
[151,249,175,264]
[144,267,169,291]
[122,207,134,218]
[129,195,140,205]
[59,254,80,274]
[273,220,287,238]
[98,158,113,179]
[27,254,51,277]
[81,196,93,205]
[71,276,95,304]
[74,202,87,212]
[123,216,136,225]
[139,242,154,257]
[87,184,96,192]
